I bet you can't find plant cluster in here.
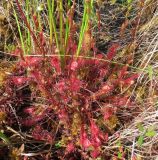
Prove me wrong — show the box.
[4,42,138,159]
[0,0,145,159]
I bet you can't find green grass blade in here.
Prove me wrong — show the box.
[12,4,26,55]
[76,1,88,57]
[0,131,10,145]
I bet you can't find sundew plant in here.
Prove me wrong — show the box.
[0,0,157,160]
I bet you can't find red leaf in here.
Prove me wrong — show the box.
[18,60,27,67]
[90,120,99,136]
[70,61,78,71]
[102,84,113,92]
[33,14,39,29]
[32,126,53,143]
[12,76,28,85]
[70,75,82,92]
[66,143,75,153]
[50,57,61,73]
[123,74,139,85]
[42,131,53,143]
[80,125,91,149]
[58,109,68,122]
[106,44,119,60]
[95,54,104,65]
[92,85,113,100]
[104,133,109,141]
[99,68,108,77]
[25,56,43,67]
[24,107,35,114]
[103,107,113,120]
[30,71,42,83]
[77,58,85,67]
[91,136,101,147]
[109,96,130,106]
[90,120,102,147]
[119,65,128,79]
[116,96,129,106]
[90,149,100,158]
[56,81,66,93]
